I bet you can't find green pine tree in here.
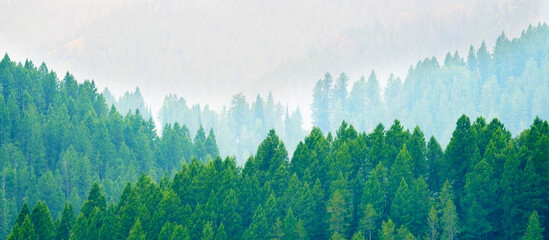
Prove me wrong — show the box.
[522,211,543,240]
[126,218,145,240]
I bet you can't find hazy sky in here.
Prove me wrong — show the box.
[1,0,548,128]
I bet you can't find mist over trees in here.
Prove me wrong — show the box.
[0,19,548,240]
[312,23,549,146]
[155,92,305,163]
[102,87,152,120]
[110,23,549,160]
[0,54,221,238]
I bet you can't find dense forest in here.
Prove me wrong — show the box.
[114,23,549,163]
[1,23,548,240]
[0,54,222,238]
[311,23,549,145]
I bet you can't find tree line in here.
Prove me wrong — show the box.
[111,23,549,162]
[0,55,220,238]
[6,114,549,240]
[312,23,549,146]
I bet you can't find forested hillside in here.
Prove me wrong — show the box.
[6,115,549,240]
[119,24,549,162]
[312,23,549,145]
[1,23,548,240]
[0,55,220,238]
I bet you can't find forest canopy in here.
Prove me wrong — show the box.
[0,23,548,240]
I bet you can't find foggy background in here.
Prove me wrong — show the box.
[1,0,548,129]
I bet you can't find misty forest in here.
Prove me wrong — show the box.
[1,11,549,240]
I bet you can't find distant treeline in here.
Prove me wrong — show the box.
[110,23,549,161]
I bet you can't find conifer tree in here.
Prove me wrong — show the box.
[358,204,377,240]
[427,206,439,240]
[379,219,396,240]
[201,222,215,240]
[327,190,349,238]
[126,218,145,240]
[243,205,268,240]
[390,178,413,228]
[441,199,459,240]
[8,215,37,240]
[215,222,227,240]
[351,230,365,240]
[30,201,55,240]
[522,211,543,240]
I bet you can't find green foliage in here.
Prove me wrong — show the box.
[30,201,54,240]
[522,211,543,240]
[379,219,395,240]
[1,49,549,240]
[126,218,145,240]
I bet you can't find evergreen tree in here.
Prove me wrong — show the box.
[351,230,365,240]
[379,219,396,240]
[426,136,443,192]
[390,178,413,228]
[205,128,220,159]
[358,204,377,240]
[327,190,349,238]
[55,203,74,240]
[444,115,475,196]
[522,211,543,240]
[330,232,346,240]
[441,199,459,240]
[243,205,268,240]
[30,201,55,240]
[215,222,227,240]
[389,145,413,199]
[8,216,37,240]
[427,206,439,240]
[126,218,145,240]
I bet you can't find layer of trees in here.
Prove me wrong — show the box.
[112,24,549,163]
[155,92,306,164]
[102,87,153,121]
[312,23,549,145]
[0,55,220,238]
[6,114,549,240]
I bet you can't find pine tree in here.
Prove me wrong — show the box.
[407,126,426,178]
[15,202,31,227]
[379,219,395,240]
[427,206,439,240]
[390,178,413,228]
[205,128,220,159]
[243,205,268,240]
[351,230,365,240]
[80,182,106,217]
[441,199,459,240]
[444,115,475,196]
[282,208,299,240]
[126,218,145,240]
[8,215,37,240]
[426,136,443,192]
[215,222,227,240]
[330,232,346,240]
[358,204,377,240]
[115,183,138,239]
[389,145,413,199]
[396,225,413,240]
[522,211,543,240]
[461,159,495,239]
[327,190,349,238]
[30,201,55,240]
[410,176,430,236]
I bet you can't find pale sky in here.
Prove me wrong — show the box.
[1,0,548,128]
